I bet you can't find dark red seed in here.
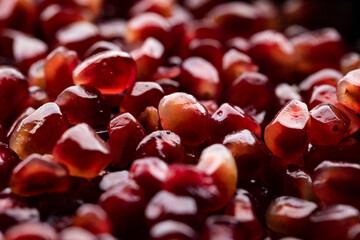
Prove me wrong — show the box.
[145,190,199,227]
[98,180,146,238]
[225,72,272,111]
[44,46,79,100]
[0,67,28,126]
[129,157,168,198]
[264,100,310,163]
[309,205,360,240]
[55,85,110,127]
[136,130,184,163]
[53,123,112,178]
[158,93,210,146]
[179,57,221,101]
[55,21,101,57]
[9,102,68,160]
[309,104,350,146]
[223,130,271,181]
[210,103,261,142]
[73,204,113,234]
[149,220,200,240]
[225,189,263,239]
[120,81,164,118]
[163,164,220,212]
[73,50,136,95]
[131,37,165,81]
[98,170,129,192]
[266,196,317,237]
[313,161,360,208]
[9,154,70,197]
[107,113,146,168]
[283,165,315,201]
[5,222,58,240]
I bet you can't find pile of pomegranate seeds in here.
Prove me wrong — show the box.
[0,0,360,239]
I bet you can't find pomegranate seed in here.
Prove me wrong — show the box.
[197,144,238,211]
[179,57,221,100]
[107,113,146,168]
[55,21,101,57]
[131,37,165,81]
[126,12,171,46]
[184,20,222,43]
[136,130,184,163]
[129,0,175,18]
[291,28,345,74]
[9,31,48,72]
[149,220,200,240]
[5,222,58,240]
[204,215,261,240]
[223,130,271,181]
[98,180,146,238]
[138,106,160,133]
[308,84,360,135]
[158,93,210,146]
[60,227,97,240]
[340,52,360,75]
[129,157,168,198]
[309,104,350,146]
[9,154,69,196]
[225,37,250,53]
[210,103,261,142]
[222,49,258,87]
[53,123,112,178]
[83,41,121,59]
[266,196,317,237]
[150,65,181,81]
[44,46,79,100]
[225,189,263,239]
[55,85,110,127]
[98,19,127,41]
[98,170,129,192]
[337,69,360,114]
[188,38,224,69]
[225,72,272,111]
[249,30,296,81]
[73,50,136,95]
[264,100,310,163]
[40,4,91,42]
[0,67,28,125]
[309,205,360,240]
[73,204,112,234]
[145,190,199,226]
[120,81,164,118]
[206,2,265,38]
[313,161,360,208]
[0,0,36,32]
[163,164,220,212]
[283,165,315,201]
[9,102,68,160]
[299,69,342,100]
